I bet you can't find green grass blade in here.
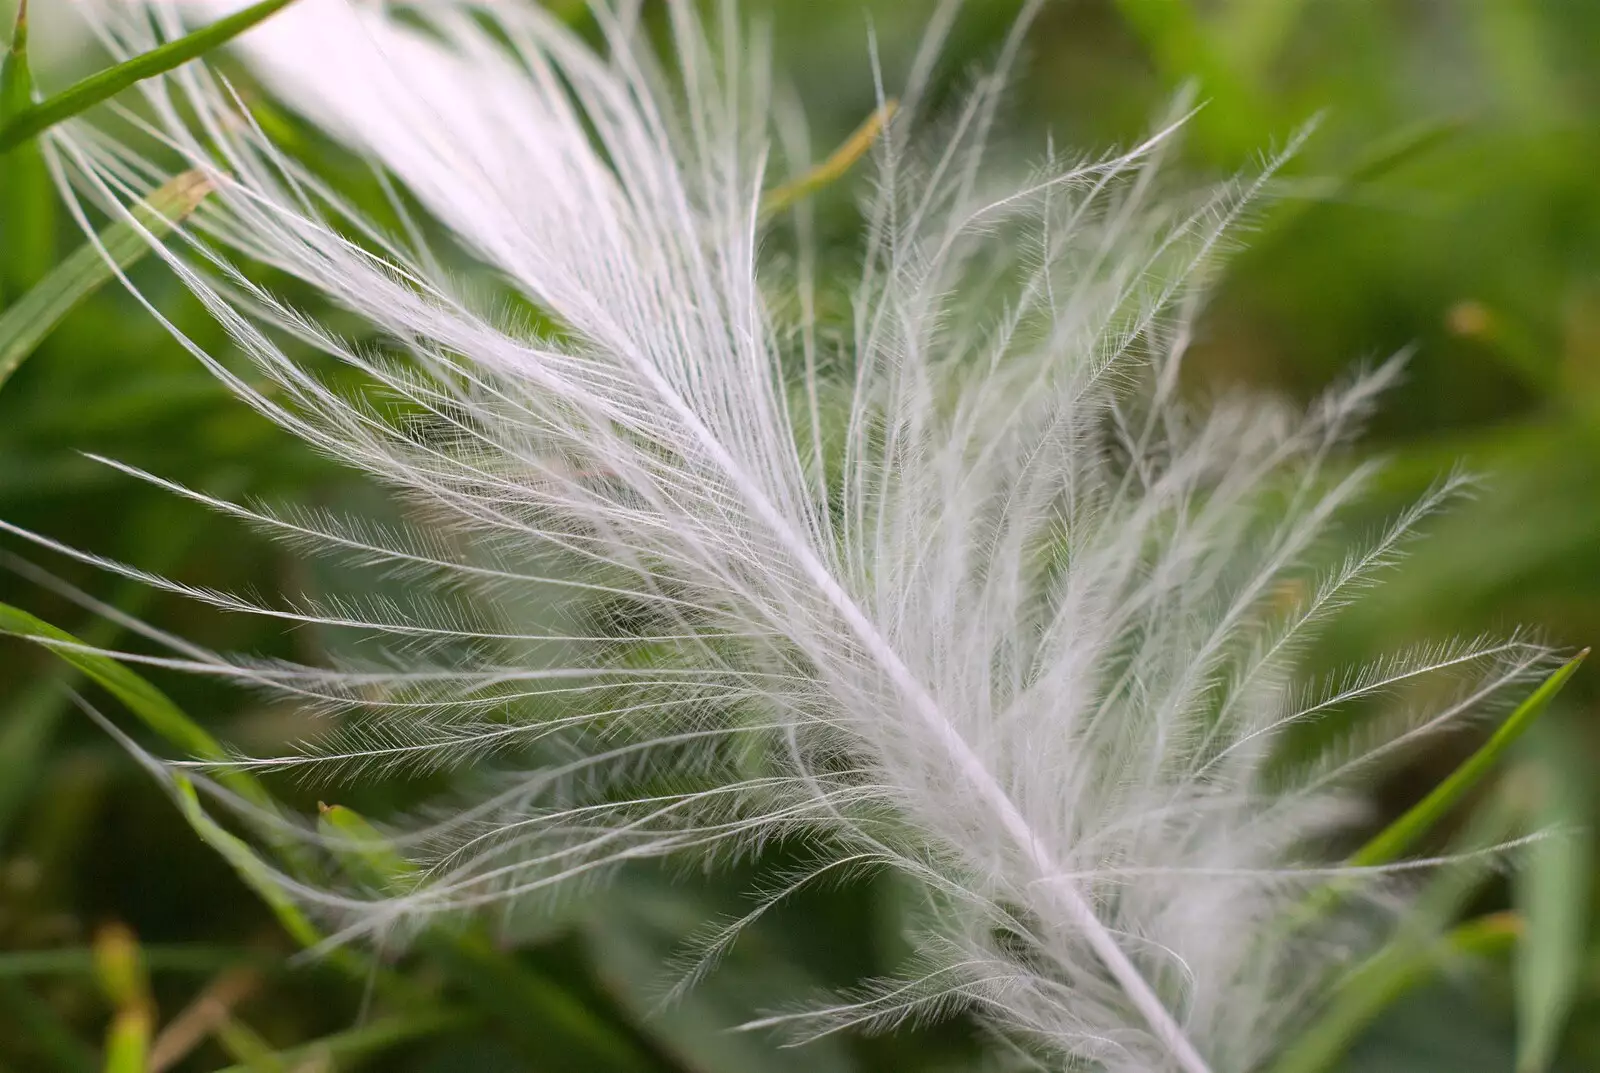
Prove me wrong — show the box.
[0,0,300,154]
[1280,654,1585,936]
[167,775,325,953]
[0,686,64,844]
[0,597,330,885]
[1264,913,1521,1073]
[95,926,152,1073]
[1514,720,1592,1072]
[1246,117,1466,263]
[166,775,435,1007]
[1,0,33,118]
[425,934,666,1073]
[211,1017,290,1073]
[317,802,418,893]
[1344,117,1467,186]
[0,505,211,847]
[1216,0,1311,80]
[0,602,439,1007]
[0,0,54,301]
[0,977,97,1073]
[207,1010,472,1073]
[101,1010,149,1073]
[0,502,215,848]
[1348,650,1587,869]
[0,170,212,391]
[0,597,231,769]
[0,945,275,980]
[92,925,152,1022]
[0,598,318,939]
[1267,781,1520,1073]
[316,805,663,1070]
[760,101,896,219]
[1111,0,1264,158]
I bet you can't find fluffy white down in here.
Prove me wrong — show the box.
[25,1,1549,1070]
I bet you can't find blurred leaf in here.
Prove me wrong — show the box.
[1474,0,1570,125]
[0,595,308,862]
[1267,913,1521,1073]
[0,0,53,300]
[1343,118,1469,187]
[1248,117,1466,260]
[1270,768,1525,1069]
[0,0,31,117]
[0,977,97,1073]
[0,170,213,391]
[211,1017,289,1073]
[0,598,232,777]
[1215,0,1311,80]
[0,501,211,846]
[100,1008,150,1073]
[0,946,274,980]
[0,602,326,939]
[208,1010,472,1073]
[1514,718,1593,1072]
[166,775,321,954]
[585,874,858,1073]
[1334,983,1519,1073]
[1285,652,1586,932]
[1349,649,1587,869]
[1110,0,1262,158]
[91,925,151,1016]
[0,685,64,844]
[0,0,301,154]
[316,802,417,894]
[426,933,667,1073]
[761,100,896,219]
[315,804,662,1071]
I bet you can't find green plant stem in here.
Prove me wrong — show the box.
[0,945,280,980]
[207,1009,474,1073]
[1350,649,1587,869]
[1263,913,1521,1073]
[0,0,302,153]
[0,977,97,1073]
[1287,650,1588,929]
[0,171,213,391]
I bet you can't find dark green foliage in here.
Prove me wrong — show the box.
[1,1,1597,1070]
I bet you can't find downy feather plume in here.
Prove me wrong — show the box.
[13,1,1552,1070]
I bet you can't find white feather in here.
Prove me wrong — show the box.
[22,1,1551,1070]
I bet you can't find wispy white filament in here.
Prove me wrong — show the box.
[18,1,1552,1070]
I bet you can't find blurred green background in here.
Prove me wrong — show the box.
[2,0,1599,1070]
